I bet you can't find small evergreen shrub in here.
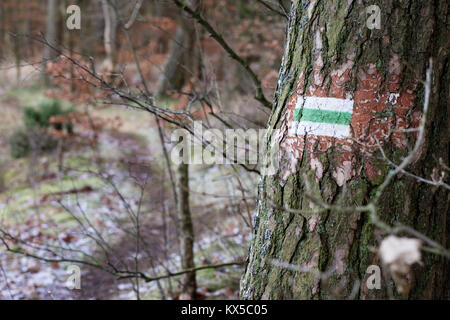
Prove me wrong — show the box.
[23,100,69,129]
[10,100,72,159]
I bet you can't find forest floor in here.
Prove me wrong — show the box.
[0,82,255,299]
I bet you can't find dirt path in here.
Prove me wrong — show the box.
[71,128,177,300]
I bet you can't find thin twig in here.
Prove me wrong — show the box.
[172,0,272,109]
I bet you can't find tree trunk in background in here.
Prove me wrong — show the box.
[101,0,118,71]
[63,0,75,92]
[79,0,93,58]
[42,0,60,85]
[43,1,59,59]
[242,0,448,299]
[0,165,4,193]
[0,2,4,61]
[23,5,32,59]
[155,25,188,96]
[157,2,200,299]
[176,162,196,299]
[12,24,21,84]
[155,0,200,96]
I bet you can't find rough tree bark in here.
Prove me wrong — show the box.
[241,0,448,299]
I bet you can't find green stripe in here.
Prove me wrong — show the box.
[294,108,352,125]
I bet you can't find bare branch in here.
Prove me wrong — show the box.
[117,261,244,282]
[172,0,272,109]
[256,0,288,19]
[124,0,143,30]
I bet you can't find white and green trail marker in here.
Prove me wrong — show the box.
[290,96,354,139]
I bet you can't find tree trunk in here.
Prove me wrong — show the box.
[101,0,118,71]
[42,0,61,85]
[176,162,196,299]
[155,0,200,96]
[23,5,32,59]
[0,2,5,61]
[158,3,200,299]
[155,25,188,96]
[44,0,60,59]
[0,164,5,193]
[241,0,448,299]
[79,0,93,58]
[12,24,21,84]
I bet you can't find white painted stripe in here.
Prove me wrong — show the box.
[290,121,350,139]
[295,96,354,113]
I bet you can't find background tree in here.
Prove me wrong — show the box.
[101,0,118,72]
[156,0,202,299]
[176,161,196,299]
[0,1,5,61]
[42,0,61,84]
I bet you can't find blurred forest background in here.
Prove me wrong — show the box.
[0,0,289,299]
